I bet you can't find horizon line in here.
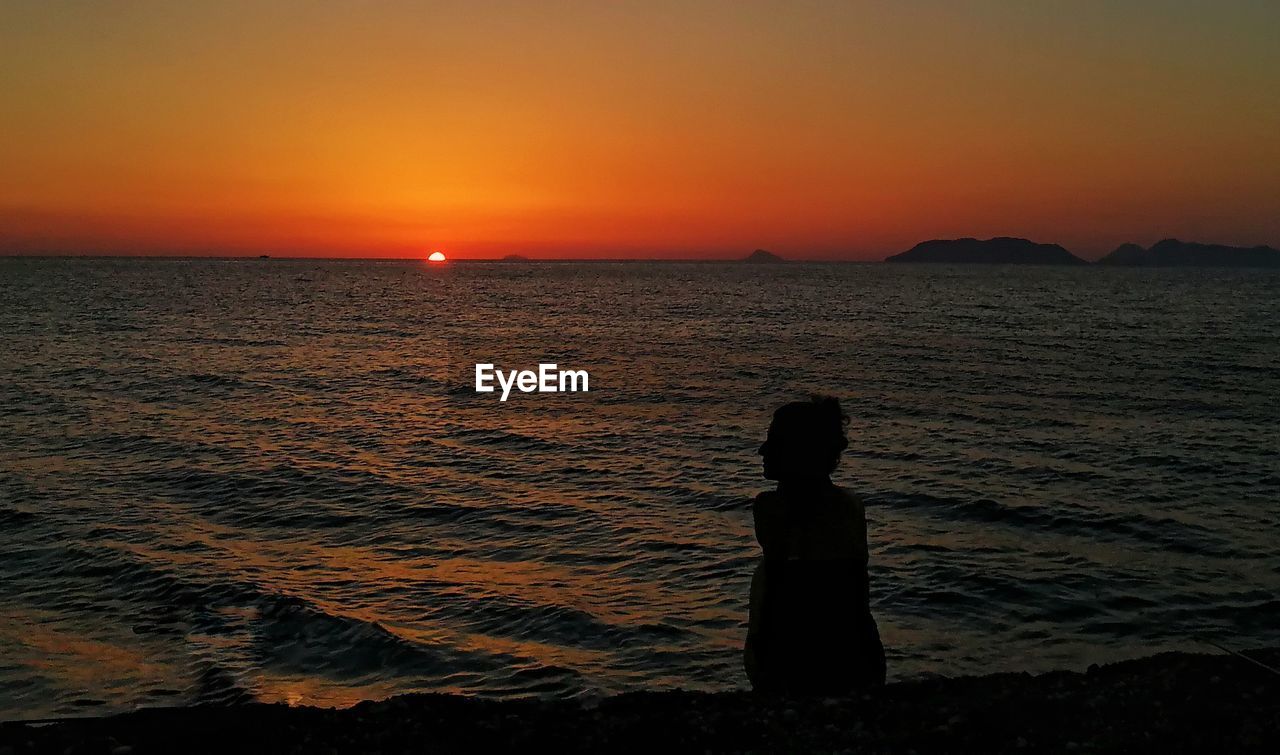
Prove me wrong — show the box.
[0,253,884,263]
[3,236,1275,264]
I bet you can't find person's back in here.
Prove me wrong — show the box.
[743,398,886,694]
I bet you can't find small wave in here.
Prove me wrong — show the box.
[183,373,252,388]
[252,595,464,678]
[180,335,287,347]
[0,506,36,528]
[190,664,255,705]
[412,585,641,653]
[661,486,750,511]
[140,464,476,529]
[366,366,449,389]
[448,428,566,453]
[870,490,1240,557]
[12,543,544,689]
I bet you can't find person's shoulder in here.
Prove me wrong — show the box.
[829,484,858,499]
[829,485,866,511]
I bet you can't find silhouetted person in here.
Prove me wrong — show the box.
[743,397,886,694]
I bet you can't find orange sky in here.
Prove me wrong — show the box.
[2,1,1278,260]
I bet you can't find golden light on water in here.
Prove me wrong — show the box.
[427,251,447,263]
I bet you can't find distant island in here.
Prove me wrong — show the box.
[885,237,1086,265]
[1098,239,1280,268]
[499,254,531,262]
[742,249,786,264]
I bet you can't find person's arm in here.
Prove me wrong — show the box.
[752,492,784,557]
[744,560,765,650]
[850,493,870,565]
[848,493,874,609]
[746,493,779,690]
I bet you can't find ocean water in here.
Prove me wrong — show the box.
[1,258,1278,719]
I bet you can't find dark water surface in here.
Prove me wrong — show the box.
[1,258,1278,718]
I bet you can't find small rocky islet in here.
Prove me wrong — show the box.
[885,237,1087,265]
[3,647,1276,754]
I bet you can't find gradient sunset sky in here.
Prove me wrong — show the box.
[2,1,1278,260]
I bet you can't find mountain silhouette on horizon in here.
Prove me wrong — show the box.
[885,237,1086,265]
[742,249,786,263]
[1098,239,1280,268]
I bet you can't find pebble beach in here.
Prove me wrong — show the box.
[3,647,1276,754]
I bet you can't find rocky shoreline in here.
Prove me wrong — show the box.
[3,648,1277,754]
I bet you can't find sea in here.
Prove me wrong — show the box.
[1,257,1277,719]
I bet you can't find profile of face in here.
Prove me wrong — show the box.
[758,423,791,481]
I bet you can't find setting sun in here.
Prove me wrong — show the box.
[427,252,447,263]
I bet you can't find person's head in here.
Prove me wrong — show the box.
[759,396,849,483]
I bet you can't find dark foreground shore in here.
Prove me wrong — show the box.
[3,648,1277,754]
